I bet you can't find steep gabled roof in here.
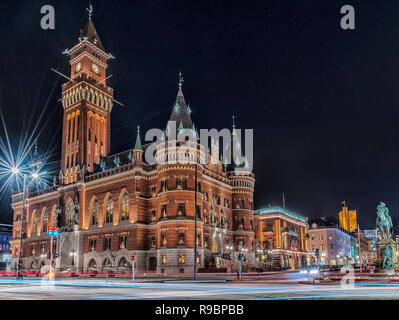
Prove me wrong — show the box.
[168,85,193,130]
[80,19,105,52]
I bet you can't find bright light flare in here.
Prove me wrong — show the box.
[11,167,19,174]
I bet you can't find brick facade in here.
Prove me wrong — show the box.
[10,16,255,274]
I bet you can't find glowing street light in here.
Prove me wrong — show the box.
[11,167,19,174]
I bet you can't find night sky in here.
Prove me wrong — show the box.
[0,0,398,228]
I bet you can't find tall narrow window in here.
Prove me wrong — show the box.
[104,238,111,250]
[105,196,113,223]
[176,177,187,190]
[65,200,74,229]
[91,199,98,226]
[42,209,48,234]
[32,211,38,236]
[76,115,79,141]
[162,234,167,247]
[68,119,71,144]
[72,116,75,142]
[119,236,127,249]
[178,233,185,246]
[120,192,129,221]
[161,205,167,218]
[177,203,186,216]
[90,239,96,251]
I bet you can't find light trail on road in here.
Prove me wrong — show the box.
[1,278,399,299]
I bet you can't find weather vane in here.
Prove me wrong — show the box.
[86,2,94,19]
[178,71,184,89]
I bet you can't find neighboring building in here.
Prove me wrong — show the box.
[0,224,12,270]
[361,229,377,264]
[254,207,309,270]
[308,223,351,266]
[10,13,255,274]
[339,203,357,233]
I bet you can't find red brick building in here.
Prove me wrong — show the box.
[10,16,255,274]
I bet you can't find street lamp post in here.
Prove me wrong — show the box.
[17,174,27,280]
[12,162,45,280]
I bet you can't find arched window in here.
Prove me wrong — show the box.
[91,199,98,226]
[42,209,48,234]
[65,200,74,229]
[32,211,38,236]
[52,208,57,227]
[105,196,113,223]
[103,258,112,269]
[120,192,129,221]
[118,257,128,269]
[88,259,97,269]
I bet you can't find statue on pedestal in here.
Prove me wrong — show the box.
[376,202,396,271]
[383,241,394,269]
[376,202,393,241]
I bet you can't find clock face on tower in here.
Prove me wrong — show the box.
[91,63,99,74]
[75,62,81,72]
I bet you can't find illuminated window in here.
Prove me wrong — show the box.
[90,239,96,251]
[162,256,166,264]
[119,257,128,268]
[105,196,113,223]
[176,177,187,190]
[178,254,185,264]
[120,236,127,249]
[160,180,168,192]
[103,258,112,268]
[178,233,185,245]
[177,203,186,216]
[120,192,129,221]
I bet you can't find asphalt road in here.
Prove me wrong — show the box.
[0,272,399,300]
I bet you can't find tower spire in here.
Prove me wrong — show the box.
[86,2,94,20]
[135,125,142,150]
[178,71,184,97]
[232,115,235,129]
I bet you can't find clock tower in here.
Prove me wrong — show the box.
[60,16,114,184]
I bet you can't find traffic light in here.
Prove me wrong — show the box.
[48,225,59,236]
[315,249,319,257]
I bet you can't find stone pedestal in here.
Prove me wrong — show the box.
[376,239,397,272]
